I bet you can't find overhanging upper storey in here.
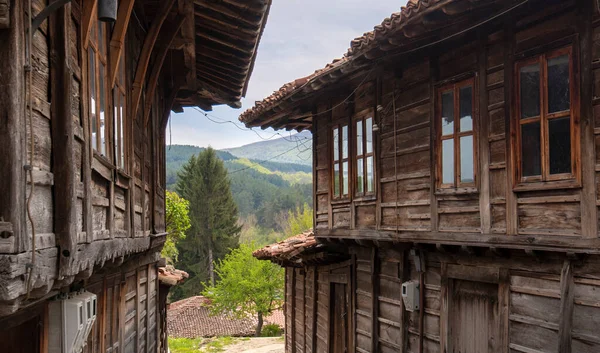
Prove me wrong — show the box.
[238,0,531,131]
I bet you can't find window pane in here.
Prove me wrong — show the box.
[549,116,571,175]
[88,47,97,151]
[459,86,473,132]
[342,161,349,196]
[442,139,454,184]
[334,163,340,197]
[460,135,474,183]
[548,55,570,114]
[356,120,363,156]
[521,122,541,177]
[356,157,364,194]
[520,63,541,119]
[120,93,125,169]
[99,63,106,156]
[367,156,374,193]
[441,91,454,135]
[366,117,373,154]
[342,125,348,159]
[333,128,339,162]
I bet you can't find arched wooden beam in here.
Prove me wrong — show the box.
[81,0,97,48]
[108,0,135,87]
[160,78,185,132]
[143,14,186,127]
[131,0,176,122]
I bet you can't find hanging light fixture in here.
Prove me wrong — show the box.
[98,0,118,23]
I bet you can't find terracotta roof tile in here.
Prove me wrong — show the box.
[253,230,320,262]
[167,296,284,338]
[158,266,189,287]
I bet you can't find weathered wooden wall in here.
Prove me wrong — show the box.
[0,0,170,315]
[312,0,600,250]
[283,245,600,353]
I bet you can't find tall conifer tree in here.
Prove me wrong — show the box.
[172,147,240,300]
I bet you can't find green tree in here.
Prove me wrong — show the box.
[173,148,241,300]
[285,203,313,237]
[161,191,191,265]
[203,243,284,336]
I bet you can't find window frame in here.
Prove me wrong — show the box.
[331,121,350,201]
[87,18,111,161]
[113,50,127,172]
[353,108,376,199]
[513,45,580,189]
[435,77,478,191]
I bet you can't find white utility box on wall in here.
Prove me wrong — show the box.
[401,280,420,312]
[48,291,97,353]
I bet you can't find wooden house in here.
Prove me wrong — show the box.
[244,0,600,352]
[0,0,270,352]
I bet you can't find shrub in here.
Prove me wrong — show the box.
[260,324,283,337]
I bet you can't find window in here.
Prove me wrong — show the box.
[332,124,349,199]
[437,78,476,189]
[88,19,110,158]
[515,46,578,184]
[113,54,126,170]
[355,115,375,196]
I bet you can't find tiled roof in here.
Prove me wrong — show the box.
[239,0,502,128]
[253,230,320,262]
[158,266,188,287]
[167,296,284,338]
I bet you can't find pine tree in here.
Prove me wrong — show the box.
[171,148,241,300]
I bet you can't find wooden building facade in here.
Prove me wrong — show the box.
[0,0,270,352]
[245,0,600,352]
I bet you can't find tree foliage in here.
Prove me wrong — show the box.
[203,243,284,336]
[172,148,241,300]
[285,203,313,238]
[161,191,191,265]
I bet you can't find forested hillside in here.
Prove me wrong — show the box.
[223,130,312,166]
[166,144,313,245]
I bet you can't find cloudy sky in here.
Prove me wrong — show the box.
[167,0,405,149]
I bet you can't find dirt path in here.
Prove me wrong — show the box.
[221,337,284,353]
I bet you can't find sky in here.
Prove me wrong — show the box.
[167,0,406,150]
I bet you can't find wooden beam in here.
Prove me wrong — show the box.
[50,2,77,276]
[194,2,263,27]
[181,0,196,91]
[131,0,176,122]
[194,10,260,36]
[143,14,186,126]
[108,0,135,87]
[82,0,97,49]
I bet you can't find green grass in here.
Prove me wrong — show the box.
[168,336,250,353]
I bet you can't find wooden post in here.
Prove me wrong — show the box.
[499,268,510,353]
[504,20,518,236]
[311,266,318,353]
[371,247,379,353]
[578,0,598,238]
[50,2,77,275]
[558,259,574,353]
[478,37,491,234]
[0,0,26,253]
[291,268,297,353]
[429,57,439,232]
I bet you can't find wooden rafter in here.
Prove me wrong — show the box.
[131,0,176,121]
[180,0,196,91]
[81,0,97,48]
[194,11,259,36]
[108,0,135,87]
[143,14,186,126]
[194,2,262,27]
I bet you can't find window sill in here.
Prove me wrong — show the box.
[354,195,377,203]
[435,187,478,196]
[513,179,581,192]
[331,198,351,206]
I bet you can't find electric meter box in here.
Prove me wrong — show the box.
[401,280,420,312]
[48,291,97,353]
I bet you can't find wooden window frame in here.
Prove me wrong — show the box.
[113,48,127,172]
[87,18,111,162]
[353,109,376,199]
[331,121,350,201]
[436,77,478,191]
[513,45,580,190]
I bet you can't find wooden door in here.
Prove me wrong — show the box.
[330,283,349,353]
[449,280,500,353]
